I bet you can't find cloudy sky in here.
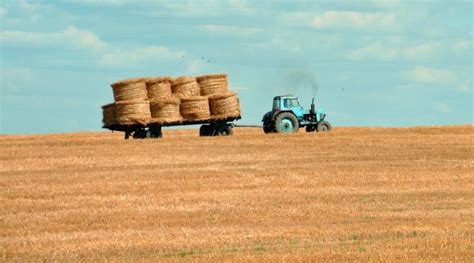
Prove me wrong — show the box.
[0,0,472,134]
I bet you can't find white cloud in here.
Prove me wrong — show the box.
[279,11,314,27]
[402,42,439,59]
[1,26,106,51]
[199,24,262,37]
[409,66,457,84]
[0,26,185,67]
[436,103,452,113]
[1,67,33,92]
[455,81,472,93]
[372,0,401,9]
[350,43,399,61]
[312,11,396,30]
[186,59,206,74]
[453,40,472,52]
[145,0,256,17]
[17,0,40,13]
[100,46,185,66]
[62,26,107,51]
[0,6,7,18]
[350,42,440,61]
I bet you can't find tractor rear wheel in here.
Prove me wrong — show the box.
[263,125,273,134]
[274,112,299,133]
[317,121,332,132]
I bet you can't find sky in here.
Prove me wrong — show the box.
[0,0,472,134]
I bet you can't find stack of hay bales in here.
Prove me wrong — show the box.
[146,77,183,124]
[101,73,241,127]
[197,73,240,120]
[107,78,151,125]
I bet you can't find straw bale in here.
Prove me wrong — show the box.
[196,73,227,82]
[111,77,147,87]
[146,76,173,100]
[173,76,195,85]
[145,76,173,84]
[197,74,228,96]
[180,96,211,121]
[208,92,241,119]
[150,97,182,124]
[172,77,200,98]
[112,81,148,102]
[115,100,151,125]
[101,103,116,126]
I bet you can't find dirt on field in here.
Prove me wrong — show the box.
[0,126,473,261]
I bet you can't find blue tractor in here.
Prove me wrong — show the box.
[262,95,332,134]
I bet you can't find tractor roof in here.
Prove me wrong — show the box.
[274,94,298,99]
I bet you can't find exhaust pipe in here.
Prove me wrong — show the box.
[310,97,316,119]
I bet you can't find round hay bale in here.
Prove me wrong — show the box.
[172,77,200,98]
[115,100,151,125]
[197,74,228,96]
[150,97,182,124]
[101,103,116,126]
[180,96,211,121]
[208,92,241,119]
[196,73,227,82]
[112,80,148,102]
[111,77,147,87]
[146,76,173,100]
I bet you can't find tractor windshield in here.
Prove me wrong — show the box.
[283,98,300,108]
[288,98,300,107]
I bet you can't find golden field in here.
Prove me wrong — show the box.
[0,126,473,261]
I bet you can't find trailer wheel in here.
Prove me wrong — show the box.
[215,124,233,136]
[149,126,162,138]
[200,125,211,136]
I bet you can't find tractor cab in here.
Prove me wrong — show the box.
[262,94,332,134]
[272,95,305,120]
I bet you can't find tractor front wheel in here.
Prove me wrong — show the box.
[274,112,299,133]
[317,121,332,132]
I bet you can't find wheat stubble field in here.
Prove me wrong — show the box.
[0,126,473,261]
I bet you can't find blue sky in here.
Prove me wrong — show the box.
[0,0,472,134]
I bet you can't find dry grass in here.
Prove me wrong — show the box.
[0,126,473,262]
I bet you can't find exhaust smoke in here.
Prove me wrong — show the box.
[280,69,319,97]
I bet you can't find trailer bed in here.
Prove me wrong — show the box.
[103,115,241,139]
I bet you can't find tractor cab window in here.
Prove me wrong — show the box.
[289,99,300,107]
[284,98,300,108]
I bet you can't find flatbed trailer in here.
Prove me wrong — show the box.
[103,115,241,139]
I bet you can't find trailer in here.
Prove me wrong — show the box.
[104,115,241,139]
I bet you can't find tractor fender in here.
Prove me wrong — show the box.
[273,110,296,121]
[262,111,273,123]
[263,110,297,122]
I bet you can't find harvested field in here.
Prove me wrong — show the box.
[0,126,473,261]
